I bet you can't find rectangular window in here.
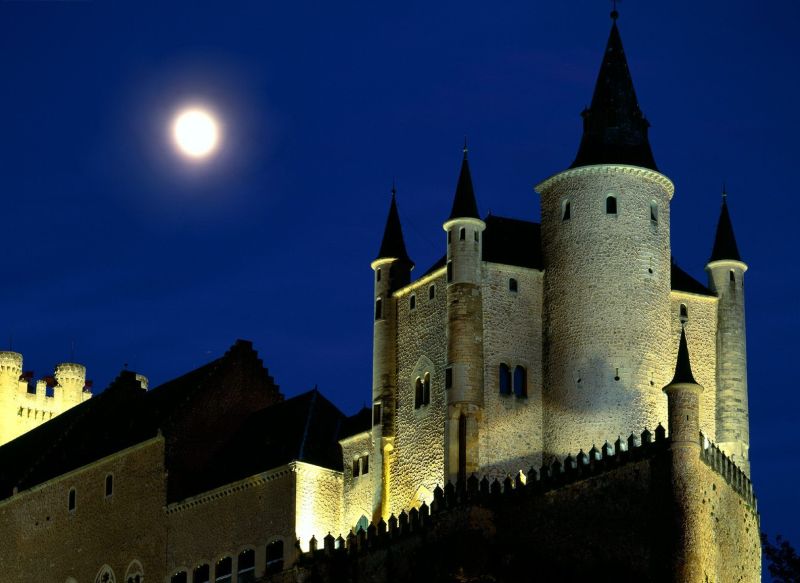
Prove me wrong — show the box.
[372,403,381,426]
[446,261,453,283]
[459,228,466,241]
[445,367,453,389]
[429,285,435,300]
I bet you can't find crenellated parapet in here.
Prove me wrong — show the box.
[700,432,756,510]
[0,352,23,380]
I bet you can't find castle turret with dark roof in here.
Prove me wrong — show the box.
[706,190,751,475]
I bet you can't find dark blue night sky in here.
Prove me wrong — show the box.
[2,0,798,553]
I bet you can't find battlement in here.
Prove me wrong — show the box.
[0,352,23,378]
[54,362,86,390]
[700,432,756,509]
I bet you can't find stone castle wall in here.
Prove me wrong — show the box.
[538,166,674,459]
[391,270,448,515]
[479,263,544,478]
[340,432,373,534]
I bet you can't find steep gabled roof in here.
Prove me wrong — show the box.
[708,196,742,263]
[571,14,657,171]
[447,150,481,221]
[671,261,713,296]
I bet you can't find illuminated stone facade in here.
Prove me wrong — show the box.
[0,352,92,446]
[0,13,761,583]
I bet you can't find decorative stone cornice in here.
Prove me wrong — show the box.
[535,164,675,199]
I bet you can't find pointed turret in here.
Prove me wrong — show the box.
[447,146,480,221]
[571,12,657,170]
[376,188,413,266]
[708,192,742,263]
[670,326,697,386]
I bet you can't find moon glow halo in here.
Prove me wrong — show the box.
[171,108,220,160]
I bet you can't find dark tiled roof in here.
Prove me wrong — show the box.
[447,153,480,221]
[376,192,413,265]
[669,326,697,385]
[709,197,742,263]
[339,407,371,440]
[571,17,657,171]
[0,340,289,503]
[671,261,713,296]
[482,215,543,270]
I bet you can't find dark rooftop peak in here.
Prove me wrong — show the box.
[669,326,697,386]
[570,15,658,171]
[105,369,145,394]
[447,147,480,221]
[376,189,413,265]
[708,192,742,263]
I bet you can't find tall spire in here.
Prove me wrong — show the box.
[447,143,480,221]
[708,191,742,263]
[570,12,658,170]
[670,326,697,386]
[376,188,413,265]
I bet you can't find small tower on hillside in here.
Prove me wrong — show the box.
[443,144,486,484]
[537,11,674,460]
[663,327,712,582]
[705,190,751,475]
[370,186,413,521]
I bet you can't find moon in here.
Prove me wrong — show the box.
[171,107,220,160]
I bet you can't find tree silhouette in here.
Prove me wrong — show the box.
[762,533,800,582]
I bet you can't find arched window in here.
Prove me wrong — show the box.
[68,488,76,512]
[509,278,518,292]
[355,514,369,533]
[105,474,113,497]
[429,285,435,300]
[650,201,658,223]
[170,572,186,583]
[124,560,143,583]
[409,294,416,310]
[193,565,210,583]
[459,227,466,241]
[266,540,285,574]
[514,366,527,398]
[237,549,256,583]
[374,298,382,320]
[499,364,511,395]
[414,377,423,409]
[606,195,617,215]
[214,557,232,583]
[679,303,688,321]
[562,199,571,221]
[95,565,116,583]
[423,373,431,405]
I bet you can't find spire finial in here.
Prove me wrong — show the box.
[463,136,468,160]
[722,181,727,199]
[610,0,619,21]
[391,177,396,197]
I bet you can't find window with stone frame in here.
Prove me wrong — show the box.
[214,557,232,583]
[266,540,285,573]
[237,549,256,583]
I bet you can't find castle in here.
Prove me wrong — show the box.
[0,12,761,583]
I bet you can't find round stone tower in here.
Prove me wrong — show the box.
[538,13,675,459]
[370,187,413,521]
[55,362,87,405]
[443,147,485,484]
[0,352,23,444]
[705,193,750,475]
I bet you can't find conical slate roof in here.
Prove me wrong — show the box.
[376,190,413,264]
[708,195,742,263]
[571,14,658,171]
[669,327,697,386]
[447,149,480,221]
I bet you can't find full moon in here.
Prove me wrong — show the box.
[171,108,220,160]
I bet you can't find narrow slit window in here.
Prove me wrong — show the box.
[361,455,369,474]
[514,366,527,398]
[372,403,381,426]
[374,298,382,320]
[445,367,453,389]
[562,199,571,221]
[650,201,658,223]
[68,488,76,512]
[606,195,617,215]
[446,261,453,283]
[459,227,466,241]
[474,230,479,242]
[409,294,416,310]
[730,270,735,283]
[429,285,435,300]
[499,364,511,395]
[376,268,381,282]
[448,230,452,243]
[353,458,360,477]
[105,474,113,497]
[509,278,518,292]
[414,377,423,409]
[679,303,688,321]
[423,373,431,405]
